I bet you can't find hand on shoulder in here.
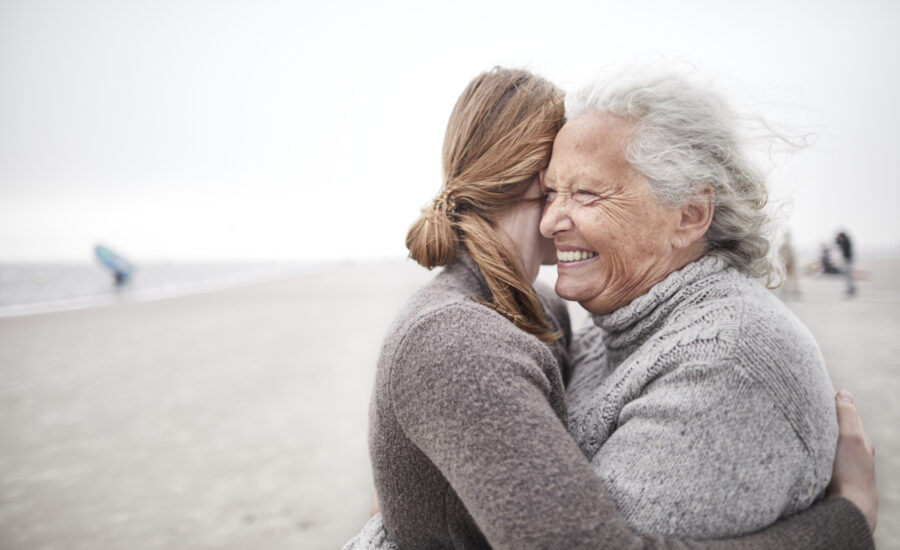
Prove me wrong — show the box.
[828,390,878,533]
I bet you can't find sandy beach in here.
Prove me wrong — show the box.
[0,257,897,549]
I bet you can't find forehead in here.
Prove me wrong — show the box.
[547,113,636,185]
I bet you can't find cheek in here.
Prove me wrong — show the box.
[600,203,668,254]
[540,237,556,264]
[572,210,614,250]
[573,209,651,282]
[514,205,551,262]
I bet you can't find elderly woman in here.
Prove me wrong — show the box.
[346,67,877,550]
[542,70,845,538]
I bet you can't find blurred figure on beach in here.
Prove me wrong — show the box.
[778,230,801,300]
[836,231,857,296]
[820,242,841,275]
[94,244,134,288]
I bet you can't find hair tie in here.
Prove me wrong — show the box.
[433,188,457,217]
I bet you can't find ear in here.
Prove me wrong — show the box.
[672,184,714,250]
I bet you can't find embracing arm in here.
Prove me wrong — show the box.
[388,304,618,547]
[372,305,874,549]
[346,498,869,550]
[348,393,875,550]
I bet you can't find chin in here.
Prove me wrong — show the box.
[555,279,609,313]
[554,279,585,303]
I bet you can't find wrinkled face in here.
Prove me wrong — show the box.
[539,114,685,314]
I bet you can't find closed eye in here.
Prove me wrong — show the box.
[574,190,602,204]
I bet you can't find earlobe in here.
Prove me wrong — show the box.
[673,186,715,249]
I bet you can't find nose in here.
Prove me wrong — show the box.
[540,196,573,238]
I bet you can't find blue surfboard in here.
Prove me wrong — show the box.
[94,245,134,285]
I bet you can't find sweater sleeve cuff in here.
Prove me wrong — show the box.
[823,497,875,550]
[766,496,874,550]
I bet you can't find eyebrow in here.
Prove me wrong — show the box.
[544,174,596,190]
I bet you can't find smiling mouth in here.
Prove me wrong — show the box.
[557,250,599,263]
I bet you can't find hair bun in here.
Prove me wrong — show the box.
[405,203,458,269]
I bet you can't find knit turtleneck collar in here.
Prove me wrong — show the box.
[591,255,729,351]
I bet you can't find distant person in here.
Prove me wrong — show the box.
[94,245,134,288]
[779,231,801,299]
[836,231,857,295]
[113,271,129,287]
[821,243,841,274]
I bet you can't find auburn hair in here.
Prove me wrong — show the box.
[405,67,565,343]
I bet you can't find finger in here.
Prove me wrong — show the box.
[371,492,380,516]
[836,389,854,406]
[835,390,862,437]
[837,390,875,449]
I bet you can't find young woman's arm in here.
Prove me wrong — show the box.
[351,378,875,550]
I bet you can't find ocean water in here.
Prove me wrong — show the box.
[0,262,306,318]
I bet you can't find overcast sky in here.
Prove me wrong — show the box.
[1,0,898,262]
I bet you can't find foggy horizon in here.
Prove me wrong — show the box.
[2,0,899,262]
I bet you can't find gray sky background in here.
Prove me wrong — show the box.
[2,0,898,262]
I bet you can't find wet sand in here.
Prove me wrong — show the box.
[0,258,897,549]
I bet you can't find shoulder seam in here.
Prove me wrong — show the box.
[734,297,819,464]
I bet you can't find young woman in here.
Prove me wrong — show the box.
[352,67,876,549]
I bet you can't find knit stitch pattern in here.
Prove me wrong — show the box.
[567,255,838,538]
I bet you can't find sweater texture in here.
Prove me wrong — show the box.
[355,252,873,550]
[567,255,839,538]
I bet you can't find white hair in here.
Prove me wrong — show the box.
[566,68,777,282]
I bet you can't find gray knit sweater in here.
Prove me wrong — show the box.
[353,252,872,550]
[566,255,839,538]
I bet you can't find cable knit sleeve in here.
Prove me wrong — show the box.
[590,360,814,538]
